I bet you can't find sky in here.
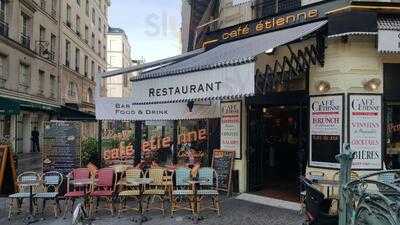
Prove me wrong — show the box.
[109,0,182,62]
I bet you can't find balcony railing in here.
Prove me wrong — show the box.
[51,9,57,18]
[20,33,31,49]
[0,19,8,37]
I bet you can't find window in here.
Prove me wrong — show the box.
[39,25,45,42]
[91,60,95,77]
[40,0,46,10]
[0,0,6,21]
[92,8,95,24]
[38,70,45,94]
[87,88,93,103]
[123,74,128,87]
[50,34,56,61]
[84,55,88,76]
[39,26,46,56]
[98,17,101,31]
[91,33,95,49]
[65,40,70,67]
[50,74,56,98]
[84,25,89,42]
[19,63,30,86]
[85,0,89,16]
[77,0,81,6]
[20,13,30,48]
[75,48,80,73]
[98,40,101,55]
[68,81,77,97]
[75,15,81,35]
[51,0,57,17]
[66,4,71,27]
[0,54,7,82]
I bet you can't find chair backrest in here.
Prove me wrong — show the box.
[333,171,359,181]
[125,168,142,183]
[198,167,214,186]
[96,168,114,187]
[307,171,325,181]
[73,168,90,180]
[378,171,397,184]
[41,171,63,192]
[147,168,165,186]
[175,167,191,187]
[17,171,40,192]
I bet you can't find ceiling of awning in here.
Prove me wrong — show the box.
[135,20,328,82]
[378,15,400,53]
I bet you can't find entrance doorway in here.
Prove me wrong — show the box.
[248,100,307,202]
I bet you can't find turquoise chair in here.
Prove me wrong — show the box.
[171,167,194,216]
[197,167,221,216]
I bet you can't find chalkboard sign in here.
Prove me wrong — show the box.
[211,149,235,195]
[43,121,81,175]
[0,145,17,195]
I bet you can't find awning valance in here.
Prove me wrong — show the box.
[378,15,400,53]
[130,20,327,104]
[95,98,220,121]
[57,106,96,121]
[0,97,58,115]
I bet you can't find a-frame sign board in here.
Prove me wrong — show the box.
[0,145,17,195]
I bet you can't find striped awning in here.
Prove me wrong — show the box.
[378,15,400,53]
[131,20,328,104]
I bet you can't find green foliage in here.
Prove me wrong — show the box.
[81,137,101,167]
[102,138,120,149]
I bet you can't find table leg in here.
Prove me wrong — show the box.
[24,186,39,225]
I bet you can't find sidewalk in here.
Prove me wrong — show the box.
[0,196,304,225]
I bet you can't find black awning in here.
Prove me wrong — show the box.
[57,106,96,122]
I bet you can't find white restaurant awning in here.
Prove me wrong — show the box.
[378,15,400,53]
[95,20,327,121]
[131,20,328,104]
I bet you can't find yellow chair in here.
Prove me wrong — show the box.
[143,168,167,215]
[117,168,143,217]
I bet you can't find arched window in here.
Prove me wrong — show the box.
[87,87,93,103]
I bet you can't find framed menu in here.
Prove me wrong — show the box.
[220,101,242,159]
[309,94,344,168]
[348,94,383,170]
[43,121,81,175]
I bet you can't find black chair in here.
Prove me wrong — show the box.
[302,178,338,225]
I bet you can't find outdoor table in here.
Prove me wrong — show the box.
[70,178,96,208]
[120,178,153,224]
[187,179,210,224]
[19,180,40,224]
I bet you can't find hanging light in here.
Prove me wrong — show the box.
[315,80,331,93]
[363,78,381,91]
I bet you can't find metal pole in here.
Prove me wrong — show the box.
[97,120,102,167]
[172,120,178,164]
[134,121,143,166]
[337,143,354,225]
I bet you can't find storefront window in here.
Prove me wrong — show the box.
[386,103,400,169]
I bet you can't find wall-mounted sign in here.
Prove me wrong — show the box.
[309,94,344,168]
[201,0,346,48]
[349,94,383,170]
[220,101,242,159]
[96,98,221,121]
[233,0,251,6]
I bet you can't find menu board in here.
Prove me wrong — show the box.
[310,95,344,168]
[220,101,242,159]
[211,149,235,195]
[349,94,382,170]
[43,121,81,175]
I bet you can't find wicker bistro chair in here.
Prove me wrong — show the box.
[117,168,143,217]
[89,168,115,217]
[34,171,64,218]
[143,168,167,215]
[8,171,40,220]
[196,167,221,216]
[63,168,91,218]
[171,167,195,217]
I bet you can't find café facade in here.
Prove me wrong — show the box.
[96,0,400,201]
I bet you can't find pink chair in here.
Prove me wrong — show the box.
[89,168,115,216]
[63,168,91,218]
